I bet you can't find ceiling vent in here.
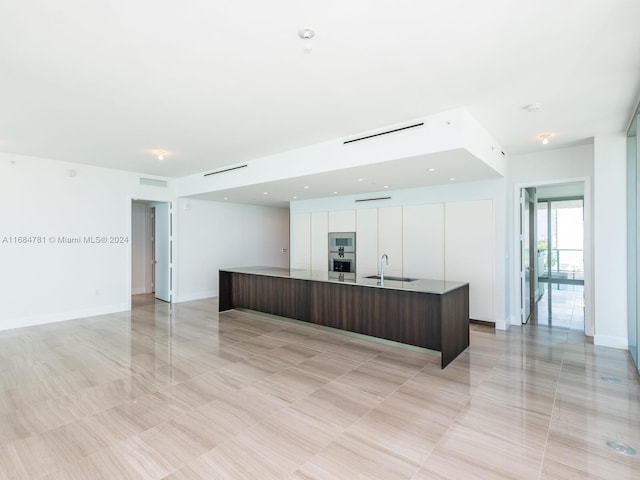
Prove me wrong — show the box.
[355,196,392,203]
[139,177,167,187]
[344,122,424,145]
[204,164,248,177]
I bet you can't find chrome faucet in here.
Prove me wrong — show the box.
[380,254,389,283]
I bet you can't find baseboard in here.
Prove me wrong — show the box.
[174,290,217,303]
[594,334,628,350]
[0,303,130,332]
[131,287,149,295]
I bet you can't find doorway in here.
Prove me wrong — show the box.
[517,180,591,334]
[131,200,172,305]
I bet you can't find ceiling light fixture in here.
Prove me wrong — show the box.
[298,28,315,40]
[333,191,338,194]
[524,103,542,113]
[428,168,436,172]
[223,197,228,200]
[449,177,456,181]
[298,28,315,55]
[357,178,364,182]
[539,133,552,145]
[304,185,309,189]
[263,192,268,195]
[383,185,389,189]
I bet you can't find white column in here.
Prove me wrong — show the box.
[594,134,628,348]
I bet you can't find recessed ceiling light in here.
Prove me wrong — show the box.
[298,28,315,39]
[539,133,552,145]
[333,191,338,194]
[156,150,168,160]
[304,186,309,189]
[223,197,228,200]
[449,177,456,181]
[263,192,268,195]
[383,185,389,189]
[357,178,364,182]
[523,103,542,113]
[298,29,315,55]
[428,168,436,172]
[292,196,297,199]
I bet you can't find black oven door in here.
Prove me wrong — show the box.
[329,253,356,279]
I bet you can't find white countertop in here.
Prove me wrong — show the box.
[220,266,468,294]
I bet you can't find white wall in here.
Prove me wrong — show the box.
[0,152,291,330]
[175,198,290,302]
[594,134,628,348]
[131,201,153,295]
[0,152,174,330]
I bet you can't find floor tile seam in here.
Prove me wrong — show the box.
[412,394,473,476]
[335,361,432,450]
[429,412,550,461]
[2,389,114,436]
[292,422,423,480]
[537,356,563,480]
[219,409,336,478]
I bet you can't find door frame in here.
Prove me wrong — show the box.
[128,198,174,307]
[512,177,593,336]
[520,187,535,324]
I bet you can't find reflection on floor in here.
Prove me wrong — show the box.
[132,293,166,308]
[0,297,638,479]
[533,283,585,331]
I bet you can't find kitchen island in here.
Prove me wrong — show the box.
[218,267,469,368]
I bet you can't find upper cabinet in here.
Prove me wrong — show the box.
[310,211,329,270]
[328,210,356,232]
[378,206,403,277]
[444,200,494,321]
[356,208,378,277]
[403,203,444,280]
[291,213,311,269]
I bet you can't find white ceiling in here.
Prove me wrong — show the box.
[1,1,639,194]
[190,148,503,207]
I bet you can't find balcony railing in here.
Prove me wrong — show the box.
[537,248,584,283]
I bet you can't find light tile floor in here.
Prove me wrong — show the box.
[0,298,638,479]
[533,283,585,331]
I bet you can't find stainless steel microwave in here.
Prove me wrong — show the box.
[328,232,356,253]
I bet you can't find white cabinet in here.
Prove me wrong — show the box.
[378,206,403,277]
[291,213,311,269]
[311,211,328,270]
[356,208,378,277]
[328,210,356,232]
[403,203,444,280]
[444,200,494,321]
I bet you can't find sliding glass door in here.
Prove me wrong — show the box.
[536,197,584,330]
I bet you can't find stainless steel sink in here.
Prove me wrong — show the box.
[365,275,418,282]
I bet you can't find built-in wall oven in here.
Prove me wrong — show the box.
[328,232,356,280]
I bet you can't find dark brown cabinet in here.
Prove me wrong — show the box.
[219,270,469,368]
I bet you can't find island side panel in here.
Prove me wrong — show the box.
[229,273,310,321]
[219,270,233,312]
[440,284,470,368]
[309,283,387,339]
[308,281,335,329]
[385,290,441,352]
